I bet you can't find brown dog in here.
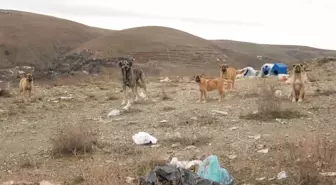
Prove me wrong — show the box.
[220,64,237,90]
[19,73,33,98]
[290,64,305,102]
[194,75,226,103]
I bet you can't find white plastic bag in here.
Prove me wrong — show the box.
[132,132,157,145]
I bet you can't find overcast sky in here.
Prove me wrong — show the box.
[3,0,336,50]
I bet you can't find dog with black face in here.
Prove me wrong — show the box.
[118,57,147,108]
[19,73,33,98]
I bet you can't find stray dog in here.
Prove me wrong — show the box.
[118,57,148,108]
[19,73,33,98]
[290,64,306,102]
[194,75,226,103]
[220,64,237,90]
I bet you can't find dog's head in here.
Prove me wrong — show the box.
[220,64,229,72]
[194,75,203,83]
[292,64,304,73]
[118,58,133,71]
[27,73,33,82]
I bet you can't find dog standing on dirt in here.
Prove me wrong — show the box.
[19,73,33,98]
[220,64,237,90]
[118,57,148,108]
[194,75,226,103]
[290,64,306,102]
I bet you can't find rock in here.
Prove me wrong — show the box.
[277,171,288,179]
[185,145,197,150]
[248,135,261,140]
[126,176,136,184]
[108,109,121,117]
[229,127,238,131]
[257,148,269,154]
[228,154,237,160]
[211,110,228,116]
[256,177,266,181]
[274,90,283,97]
[172,143,181,148]
[39,181,59,185]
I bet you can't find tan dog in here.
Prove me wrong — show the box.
[220,64,237,90]
[194,75,226,103]
[290,64,305,102]
[19,73,33,98]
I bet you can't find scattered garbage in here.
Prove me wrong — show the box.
[197,155,234,185]
[169,157,202,170]
[277,170,288,180]
[132,132,157,145]
[108,109,121,117]
[160,120,168,123]
[140,165,221,185]
[185,145,197,150]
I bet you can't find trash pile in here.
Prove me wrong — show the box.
[140,155,233,185]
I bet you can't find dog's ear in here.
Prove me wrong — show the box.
[118,61,123,68]
[129,60,133,67]
[292,64,296,68]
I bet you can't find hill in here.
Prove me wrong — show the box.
[0,10,113,69]
[212,40,336,62]
[64,26,274,76]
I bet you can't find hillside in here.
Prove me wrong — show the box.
[212,40,336,62]
[65,26,273,76]
[0,10,113,69]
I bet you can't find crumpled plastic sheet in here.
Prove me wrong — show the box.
[139,164,221,185]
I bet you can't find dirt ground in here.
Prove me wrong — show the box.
[1,62,336,184]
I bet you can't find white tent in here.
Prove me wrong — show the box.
[241,67,257,77]
[260,63,275,77]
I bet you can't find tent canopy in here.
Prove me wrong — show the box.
[271,63,288,75]
[260,63,288,76]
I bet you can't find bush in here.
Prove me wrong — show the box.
[50,123,98,156]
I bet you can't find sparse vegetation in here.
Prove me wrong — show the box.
[50,123,99,156]
[240,80,304,121]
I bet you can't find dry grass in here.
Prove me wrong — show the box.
[240,80,304,121]
[161,135,212,147]
[276,135,336,185]
[105,92,119,101]
[313,88,336,97]
[160,87,171,101]
[81,151,166,185]
[161,106,176,112]
[50,123,99,156]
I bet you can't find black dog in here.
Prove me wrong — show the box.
[118,57,148,107]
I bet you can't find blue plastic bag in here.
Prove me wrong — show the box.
[197,155,233,185]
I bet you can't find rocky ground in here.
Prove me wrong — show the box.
[0,61,336,185]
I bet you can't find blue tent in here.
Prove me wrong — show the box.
[271,63,288,75]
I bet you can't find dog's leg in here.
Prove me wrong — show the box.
[232,79,235,89]
[202,91,208,103]
[298,86,304,102]
[197,90,203,103]
[291,89,296,102]
[139,73,148,99]
[218,89,224,102]
[121,85,127,105]
[134,85,140,102]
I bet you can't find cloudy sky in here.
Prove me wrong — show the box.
[3,0,336,50]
